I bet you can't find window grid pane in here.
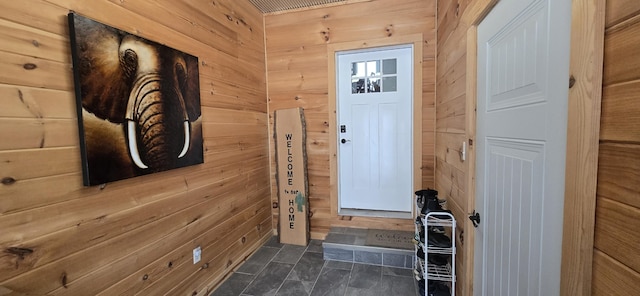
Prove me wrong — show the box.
[350,59,398,94]
[382,76,397,92]
[382,59,397,74]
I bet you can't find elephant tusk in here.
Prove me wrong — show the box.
[178,121,190,158]
[127,121,149,169]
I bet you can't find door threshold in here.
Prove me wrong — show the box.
[338,208,413,219]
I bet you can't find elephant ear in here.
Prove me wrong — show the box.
[73,15,133,123]
[182,55,202,121]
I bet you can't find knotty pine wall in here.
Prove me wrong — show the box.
[592,1,640,294]
[264,0,437,239]
[435,0,472,295]
[0,1,271,295]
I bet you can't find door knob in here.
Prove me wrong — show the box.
[469,210,481,228]
[341,139,350,144]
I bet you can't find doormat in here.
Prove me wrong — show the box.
[365,229,414,250]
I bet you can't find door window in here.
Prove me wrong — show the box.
[350,58,397,94]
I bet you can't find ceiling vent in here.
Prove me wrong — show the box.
[248,0,347,13]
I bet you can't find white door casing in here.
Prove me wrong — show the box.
[474,0,571,295]
[336,46,413,213]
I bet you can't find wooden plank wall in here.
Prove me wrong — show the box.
[593,1,640,294]
[0,0,271,295]
[263,0,437,239]
[435,0,478,295]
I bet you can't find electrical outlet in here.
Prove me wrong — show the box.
[193,246,201,264]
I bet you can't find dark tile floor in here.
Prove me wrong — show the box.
[210,236,420,296]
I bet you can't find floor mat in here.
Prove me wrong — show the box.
[365,229,414,250]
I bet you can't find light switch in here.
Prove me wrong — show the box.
[193,246,201,264]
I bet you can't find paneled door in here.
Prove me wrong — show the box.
[336,46,413,213]
[474,0,571,295]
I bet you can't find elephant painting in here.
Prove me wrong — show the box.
[68,13,204,186]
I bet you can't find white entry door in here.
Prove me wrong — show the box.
[336,46,413,213]
[474,0,571,295]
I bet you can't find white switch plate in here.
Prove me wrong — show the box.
[193,246,201,264]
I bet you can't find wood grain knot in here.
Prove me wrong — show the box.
[272,202,278,208]
[192,291,197,296]
[188,215,201,225]
[61,272,68,288]
[5,247,33,259]
[321,29,330,42]
[142,274,149,281]
[202,263,209,269]
[241,236,246,243]
[168,261,173,268]
[32,40,40,47]
[226,260,232,267]
[386,25,394,37]
[23,63,37,70]
[1,177,16,185]
[569,75,576,89]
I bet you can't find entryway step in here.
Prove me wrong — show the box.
[322,227,415,269]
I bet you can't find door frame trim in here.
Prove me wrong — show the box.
[560,0,604,294]
[462,0,604,295]
[327,34,423,218]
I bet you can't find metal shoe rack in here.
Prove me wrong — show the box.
[415,205,456,295]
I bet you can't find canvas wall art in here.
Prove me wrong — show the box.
[68,13,204,186]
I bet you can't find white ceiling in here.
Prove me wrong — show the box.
[248,0,347,13]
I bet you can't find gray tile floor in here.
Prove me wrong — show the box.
[210,236,420,296]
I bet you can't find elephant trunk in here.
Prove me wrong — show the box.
[125,74,190,170]
[119,36,191,170]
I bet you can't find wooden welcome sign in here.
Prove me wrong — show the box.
[274,108,309,246]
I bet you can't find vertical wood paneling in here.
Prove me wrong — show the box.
[593,1,640,293]
[265,0,436,238]
[0,0,270,295]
